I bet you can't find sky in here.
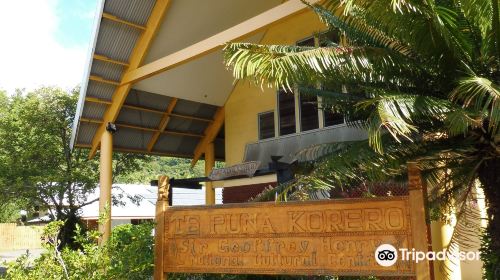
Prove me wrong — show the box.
[0,0,99,94]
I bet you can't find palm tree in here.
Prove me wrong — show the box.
[224,0,499,277]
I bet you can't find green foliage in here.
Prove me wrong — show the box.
[115,156,208,184]
[481,231,500,280]
[1,221,154,280]
[1,222,372,280]
[224,0,500,277]
[107,223,154,279]
[0,200,24,223]
[0,87,148,247]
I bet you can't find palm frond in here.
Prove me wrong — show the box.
[356,91,453,151]
[450,75,500,133]
[310,4,415,57]
[454,0,493,37]
[445,108,483,136]
[224,43,422,92]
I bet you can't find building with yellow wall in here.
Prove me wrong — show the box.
[70,0,484,278]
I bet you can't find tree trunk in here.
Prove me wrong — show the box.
[56,210,82,250]
[478,157,500,279]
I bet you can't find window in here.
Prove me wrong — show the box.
[320,29,344,127]
[319,29,341,47]
[267,31,346,138]
[299,91,319,131]
[278,90,296,136]
[297,37,319,132]
[322,83,345,127]
[324,110,345,126]
[258,111,275,140]
[297,36,315,47]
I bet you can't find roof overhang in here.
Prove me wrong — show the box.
[71,0,317,163]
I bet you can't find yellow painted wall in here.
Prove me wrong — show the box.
[224,10,326,165]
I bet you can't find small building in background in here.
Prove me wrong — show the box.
[29,184,222,230]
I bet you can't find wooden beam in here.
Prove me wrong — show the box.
[147,98,178,152]
[85,97,112,105]
[122,104,165,115]
[93,54,129,67]
[191,107,225,167]
[84,97,212,122]
[163,130,202,138]
[89,75,120,86]
[120,0,319,85]
[89,0,172,159]
[76,143,193,159]
[170,113,212,123]
[408,162,431,279]
[102,12,146,31]
[154,176,169,280]
[205,143,216,205]
[80,118,203,138]
[80,118,103,125]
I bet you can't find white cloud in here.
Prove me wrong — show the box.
[0,0,90,93]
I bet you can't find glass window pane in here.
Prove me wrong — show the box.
[297,36,315,47]
[278,90,296,136]
[299,92,319,131]
[258,111,275,140]
[324,110,344,126]
[319,29,341,47]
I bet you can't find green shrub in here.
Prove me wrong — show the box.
[1,221,376,280]
[107,223,154,279]
[1,221,153,280]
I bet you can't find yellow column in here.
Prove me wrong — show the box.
[98,130,113,244]
[205,143,215,205]
[431,218,461,280]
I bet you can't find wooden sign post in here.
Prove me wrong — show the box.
[407,162,431,279]
[154,163,430,279]
[155,176,169,280]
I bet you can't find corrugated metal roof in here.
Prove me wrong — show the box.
[165,117,207,135]
[95,19,141,62]
[173,99,219,119]
[126,89,172,111]
[82,102,107,120]
[104,0,156,26]
[116,107,162,129]
[90,60,124,82]
[114,127,153,150]
[78,122,100,145]
[86,80,115,101]
[244,126,367,165]
[154,134,199,156]
[72,0,225,160]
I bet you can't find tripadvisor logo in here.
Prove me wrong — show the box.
[375,244,398,267]
[375,244,481,266]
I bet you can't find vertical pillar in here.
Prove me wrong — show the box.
[154,176,169,280]
[205,143,216,205]
[431,220,461,280]
[98,130,113,244]
[408,162,431,280]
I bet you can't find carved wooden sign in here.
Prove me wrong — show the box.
[161,197,417,276]
[207,161,260,181]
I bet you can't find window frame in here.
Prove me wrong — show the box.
[276,89,297,136]
[257,110,276,140]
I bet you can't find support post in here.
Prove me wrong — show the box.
[154,176,169,280]
[408,162,431,280]
[98,130,113,244]
[205,143,215,205]
[431,220,461,280]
